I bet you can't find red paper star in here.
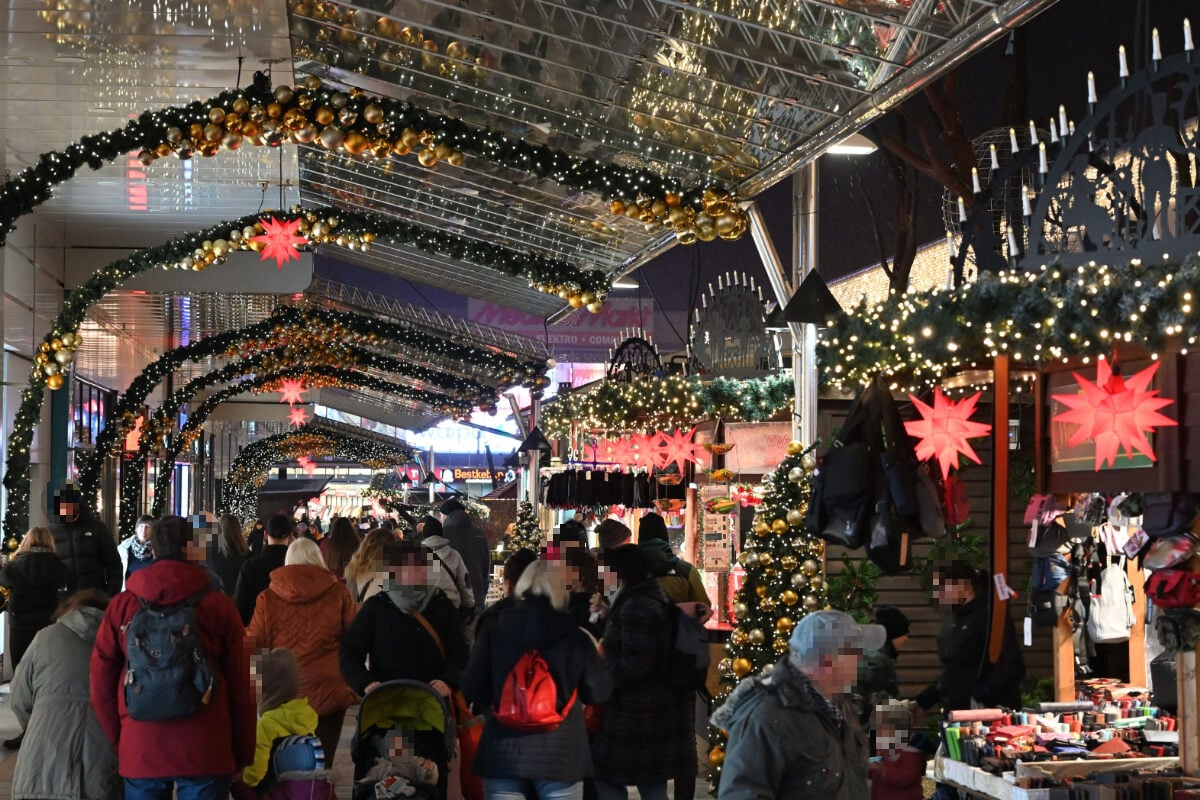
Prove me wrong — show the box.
[278,378,306,405]
[287,406,309,427]
[603,437,636,467]
[297,455,317,475]
[655,427,708,474]
[251,217,307,269]
[904,388,992,479]
[1051,358,1177,470]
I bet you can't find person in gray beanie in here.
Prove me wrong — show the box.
[712,610,884,800]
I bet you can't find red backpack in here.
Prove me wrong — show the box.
[494,650,577,732]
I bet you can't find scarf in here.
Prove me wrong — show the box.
[130,536,153,562]
[386,585,436,614]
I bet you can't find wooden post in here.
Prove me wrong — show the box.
[1179,649,1199,775]
[1052,613,1075,702]
[989,356,1011,663]
[683,485,698,564]
[1126,558,1147,686]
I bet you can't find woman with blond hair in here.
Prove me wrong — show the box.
[344,527,395,605]
[247,537,357,760]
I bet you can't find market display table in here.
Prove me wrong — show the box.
[936,756,1179,799]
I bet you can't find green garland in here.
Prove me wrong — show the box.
[542,373,793,439]
[508,501,543,552]
[819,254,1200,391]
[218,425,415,525]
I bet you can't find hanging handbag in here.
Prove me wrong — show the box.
[866,484,911,575]
[1144,535,1200,570]
[1146,569,1200,609]
[1141,493,1198,538]
[820,499,871,549]
[913,463,947,539]
[877,377,921,518]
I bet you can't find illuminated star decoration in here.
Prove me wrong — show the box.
[296,455,317,476]
[250,216,308,269]
[904,388,992,480]
[278,378,306,406]
[287,406,309,428]
[655,427,708,474]
[1051,357,1177,470]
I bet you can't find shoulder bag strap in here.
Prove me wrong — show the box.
[412,609,447,662]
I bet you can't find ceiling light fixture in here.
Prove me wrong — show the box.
[827,131,878,156]
[612,276,639,290]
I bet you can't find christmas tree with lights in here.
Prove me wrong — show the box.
[708,440,825,786]
[508,500,543,552]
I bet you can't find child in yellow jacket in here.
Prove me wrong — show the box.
[242,648,320,789]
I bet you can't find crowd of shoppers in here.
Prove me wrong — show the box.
[1,496,1022,800]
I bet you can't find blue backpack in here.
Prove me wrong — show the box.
[122,586,216,721]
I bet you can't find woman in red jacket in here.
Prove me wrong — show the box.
[247,537,357,761]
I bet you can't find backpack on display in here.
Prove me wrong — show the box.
[1028,553,1072,627]
[663,600,712,693]
[494,649,577,732]
[1086,557,1134,644]
[122,586,216,721]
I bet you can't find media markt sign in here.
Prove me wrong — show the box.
[467,298,654,362]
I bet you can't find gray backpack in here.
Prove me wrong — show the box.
[122,586,216,720]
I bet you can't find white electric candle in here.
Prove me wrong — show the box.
[1087,71,1098,104]
[989,143,999,171]
[1028,120,1038,145]
[957,196,967,222]
[971,167,982,194]
[1118,45,1129,78]
[1009,127,1019,153]
[1039,142,1048,173]
[1152,28,1162,61]
[1021,185,1032,217]
[1059,105,1068,137]
[1049,119,1059,143]
[1185,19,1194,52]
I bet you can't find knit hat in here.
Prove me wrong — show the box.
[596,518,632,550]
[638,513,669,543]
[420,515,443,540]
[440,497,465,515]
[259,648,302,714]
[873,605,910,641]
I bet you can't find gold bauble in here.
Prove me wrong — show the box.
[362,103,383,125]
[580,291,596,305]
[343,131,369,155]
[222,132,243,151]
[154,141,174,158]
[266,102,283,119]
[665,192,682,207]
[782,589,799,606]
[786,508,805,527]
[731,658,753,678]
[165,126,184,144]
[208,107,226,124]
[709,746,726,768]
[53,349,73,366]
[240,120,262,138]
[754,585,767,598]
[50,338,63,351]
[754,520,771,537]
[232,97,250,115]
[702,188,732,216]
[293,124,318,144]
[60,332,76,348]
[802,559,820,576]
[43,363,59,375]
[775,616,794,635]
[802,453,818,472]
[780,555,799,572]
[760,597,777,612]
[188,122,205,141]
[748,628,765,644]
[733,602,749,619]
[788,466,806,483]
[770,519,788,534]
[338,107,357,126]
[791,573,808,589]
[720,215,748,241]
[557,288,572,300]
[137,150,156,166]
[273,86,294,104]
[730,629,749,646]
[34,353,48,366]
[392,141,412,157]
[446,149,464,167]
[695,225,718,242]
[809,575,824,591]
[203,123,223,142]
[567,294,585,309]
[802,595,820,611]
[46,374,64,390]
[757,551,773,567]
[773,636,790,655]
[400,127,421,147]
[417,147,438,167]
[787,440,805,456]
[675,227,698,245]
[667,206,693,226]
[609,200,626,215]
[314,106,335,126]
[586,302,603,314]
[283,108,306,129]
[318,126,345,150]
[714,213,739,235]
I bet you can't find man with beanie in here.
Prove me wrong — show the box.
[234,514,293,624]
[637,512,711,607]
[241,649,320,791]
[91,515,255,800]
[595,518,632,551]
[439,497,489,618]
[713,610,882,799]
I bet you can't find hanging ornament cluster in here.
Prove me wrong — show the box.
[33,330,83,390]
[508,501,544,552]
[594,428,709,474]
[709,441,825,786]
[608,187,748,244]
[903,387,992,479]
[1051,357,1178,470]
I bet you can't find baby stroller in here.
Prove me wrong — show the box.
[351,680,455,800]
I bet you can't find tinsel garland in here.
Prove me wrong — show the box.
[708,441,823,788]
[542,373,793,439]
[218,425,415,525]
[508,501,544,552]
[819,254,1200,391]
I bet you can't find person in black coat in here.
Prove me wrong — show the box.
[916,561,1025,714]
[2,527,68,669]
[246,519,267,557]
[592,545,695,800]
[233,513,292,624]
[463,559,612,798]
[475,548,539,638]
[339,541,469,698]
[48,486,121,596]
[440,498,491,618]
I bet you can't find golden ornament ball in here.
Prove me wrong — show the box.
[733,602,749,619]
[34,353,48,366]
[748,628,765,644]
[343,131,369,155]
[695,225,718,242]
[46,374,64,390]
[417,147,439,167]
[753,519,770,537]
[787,440,805,456]
[675,228,698,245]
[757,551,773,567]
[446,150,464,167]
[50,338,63,351]
[782,589,799,606]
[802,559,820,576]
[802,453,818,472]
[775,616,794,635]
[314,106,335,126]
[786,508,805,527]
[770,518,788,534]
[266,102,283,119]
[730,629,748,646]
[434,143,454,161]
[293,124,318,144]
[232,97,250,115]
[154,141,174,158]
[222,132,243,151]
[773,637,790,655]
[802,595,821,611]
[809,575,824,591]
[391,141,411,157]
[318,126,345,150]
[708,747,726,768]
[362,103,383,124]
[567,294,584,309]
[780,555,799,572]
[586,302,603,313]
[731,658,753,678]
[791,573,808,589]
[760,597,777,612]
[754,585,767,598]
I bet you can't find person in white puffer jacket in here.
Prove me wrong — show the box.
[417,515,475,619]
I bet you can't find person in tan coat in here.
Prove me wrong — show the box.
[247,538,357,760]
